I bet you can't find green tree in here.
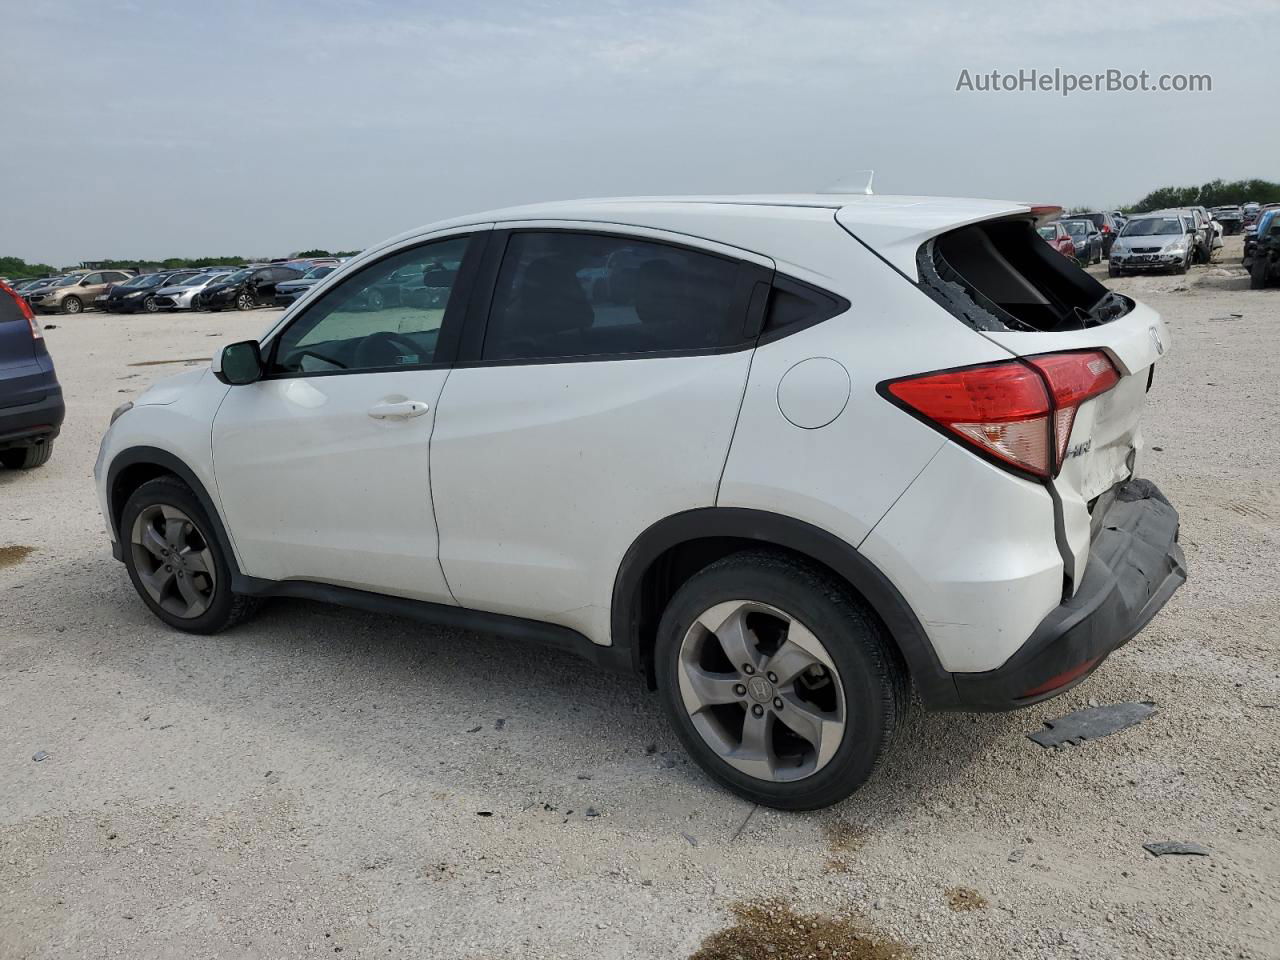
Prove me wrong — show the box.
[1126,178,1280,213]
[0,256,58,279]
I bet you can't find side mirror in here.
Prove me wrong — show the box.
[214,340,264,385]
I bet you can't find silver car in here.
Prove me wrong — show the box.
[1108,213,1195,276]
[152,273,232,311]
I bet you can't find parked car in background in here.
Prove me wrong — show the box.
[1109,212,1195,276]
[1036,222,1077,260]
[1248,210,1279,289]
[1210,205,1244,235]
[8,278,49,293]
[21,276,68,305]
[1066,211,1121,257]
[1059,218,1103,264]
[0,281,63,470]
[1242,202,1262,227]
[28,270,135,315]
[153,273,232,311]
[273,265,337,307]
[196,265,303,312]
[102,271,202,313]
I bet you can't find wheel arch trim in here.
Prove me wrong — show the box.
[611,507,961,708]
[105,445,242,574]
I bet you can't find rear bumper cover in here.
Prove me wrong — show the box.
[0,389,65,448]
[953,479,1186,710]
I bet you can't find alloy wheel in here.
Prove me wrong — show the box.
[144,295,158,313]
[237,292,252,310]
[129,504,217,619]
[677,600,846,782]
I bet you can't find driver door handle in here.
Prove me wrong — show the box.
[368,400,430,420]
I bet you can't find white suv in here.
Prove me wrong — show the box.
[95,195,1186,809]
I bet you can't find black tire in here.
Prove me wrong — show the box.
[120,476,259,634]
[1252,256,1271,290]
[236,291,254,311]
[1108,263,1120,278]
[655,550,907,810]
[1174,255,1188,275]
[61,296,83,315]
[0,441,53,470]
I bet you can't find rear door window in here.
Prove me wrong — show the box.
[481,231,753,361]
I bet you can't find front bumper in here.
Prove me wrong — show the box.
[1111,253,1185,271]
[0,390,65,449]
[953,479,1186,710]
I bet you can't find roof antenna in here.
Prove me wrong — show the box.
[819,169,875,195]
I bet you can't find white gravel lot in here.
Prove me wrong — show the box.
[2,239,1277,959]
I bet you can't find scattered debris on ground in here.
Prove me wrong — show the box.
[1028,701,1157,748]
[31,750,49,762]
[689,899,912,960]
[945,887,988,912]
[1143,841,1212,858]
[126,357,210,367]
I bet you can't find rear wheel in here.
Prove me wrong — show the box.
[0,441,53,470]
[61,296,83,315]
[1252,256,1271,290]
[655,551,907,810]
[120,476,259,634]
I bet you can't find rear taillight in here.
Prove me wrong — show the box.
[884,351,1119,479]
[0,281,42,340]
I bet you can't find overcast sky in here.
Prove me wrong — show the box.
[3,0,1276,265]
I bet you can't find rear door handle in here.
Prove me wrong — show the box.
[368,400,430,420]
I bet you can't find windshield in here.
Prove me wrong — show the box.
[1036,226,1057,240]
[302,266,334,280]
[1061,221,1089,237]
[1121,217,1185,237]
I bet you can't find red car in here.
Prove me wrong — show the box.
[1037,222,1077,260]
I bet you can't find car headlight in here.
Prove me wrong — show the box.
[109,401,133,426]
[1163,243,1186,255]
[125,290,144,298]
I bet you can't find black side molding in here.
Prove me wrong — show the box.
[231,576,632,673]
[611,507,961,709]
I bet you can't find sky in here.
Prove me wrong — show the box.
[3,0,1277,266]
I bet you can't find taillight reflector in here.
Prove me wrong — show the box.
[885,351,1119,479]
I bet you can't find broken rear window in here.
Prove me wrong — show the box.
[916,218,1133,333]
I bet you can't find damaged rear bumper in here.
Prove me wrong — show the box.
[953,478,1186,711]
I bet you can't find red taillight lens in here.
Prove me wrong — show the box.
[0,281,42,340]
[1026,351,1119,467]
[885,351,1119,479]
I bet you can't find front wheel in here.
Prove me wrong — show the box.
[655,551,907,810]
[143,295,159,313]
[236,291,254,311]
[120,476,259,634]
[1108,262,1121,278]
[61,296,83,315]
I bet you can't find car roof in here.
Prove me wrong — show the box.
[368,194,1035,280]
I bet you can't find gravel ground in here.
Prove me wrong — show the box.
[2,239,1277,959]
